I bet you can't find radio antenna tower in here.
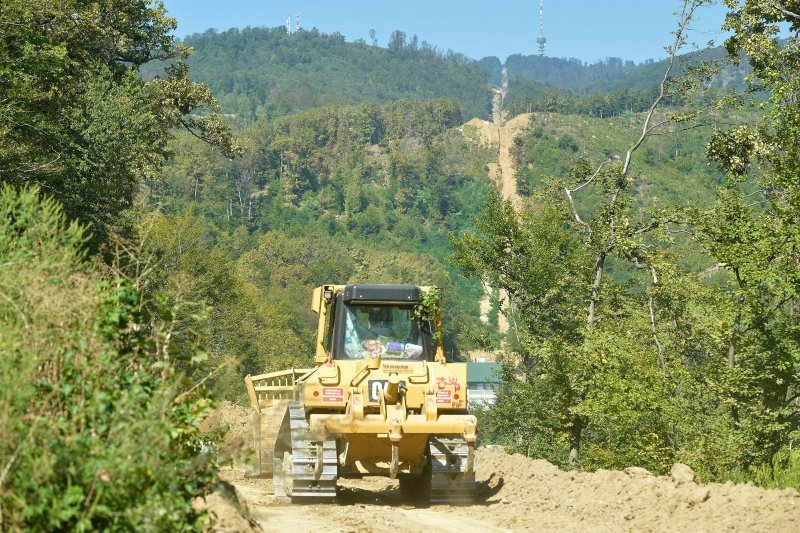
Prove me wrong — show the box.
[536,0,546,56]
[286,13,292,34]
[296,12,301,31]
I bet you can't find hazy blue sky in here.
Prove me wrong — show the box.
[161,1,731,64]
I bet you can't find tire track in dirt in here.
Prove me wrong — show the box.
[219,468,510,533]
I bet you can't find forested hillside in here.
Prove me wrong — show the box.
[141,27,491,121]
[508,111,727,211]
[490,47,749,120]
[146,98,498,397]
[493,46,748,95]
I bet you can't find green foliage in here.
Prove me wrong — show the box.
[452,182,738,475]
[0,0,236,245]
[414,287,442,344]
[452,193,590,465]
[0,186,216,530]
[557,133,579,152]
[414,287,442,321]
[145,97,497,370]
[501,45,748,97]
[731,448,800,490]
[687,0,800,476]
[142,26,490,121]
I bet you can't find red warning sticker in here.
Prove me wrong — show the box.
[322,388,344,402]
[436,390,452,404]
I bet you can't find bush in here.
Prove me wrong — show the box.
[0,186,217,531]
[729,447,800,490]
[557,133,579,152]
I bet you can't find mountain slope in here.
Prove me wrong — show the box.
[484,46,748,95]
[142,27,491,121]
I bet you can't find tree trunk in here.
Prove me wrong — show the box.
[569,416,583,469]
[587,253,606,326]
[727,311,740,368]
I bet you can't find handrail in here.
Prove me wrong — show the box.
[249,368,314,382]
[245,367,316,409]
[253,385,296,392]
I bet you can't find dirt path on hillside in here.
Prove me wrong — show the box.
[208,404,800,533]
[465,94,531,335]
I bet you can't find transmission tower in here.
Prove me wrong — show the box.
[286,13,291,34]
[296,12,301,32]
[536,0,546,56]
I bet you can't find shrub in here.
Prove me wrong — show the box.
[557,133,579,152]
[729,447,800,491]
[0,186,217,531]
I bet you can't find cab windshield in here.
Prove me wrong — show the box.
[342,304,425,360]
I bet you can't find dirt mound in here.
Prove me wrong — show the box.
[464,117,498,148]
[195,481,261,533]
[476,447,800,531]
[504,112,533,131]
[199,403,264,532]
[201,400,254,462]
[204,403,800,531]
[213,435,800,531]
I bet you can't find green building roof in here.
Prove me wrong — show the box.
[467,362,501,383]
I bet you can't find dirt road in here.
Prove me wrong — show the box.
[466,103,529,210]
[213,448,800,533]
[204,403,800,532]
[218,468,510,533]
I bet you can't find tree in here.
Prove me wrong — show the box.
[452,0,717,471]
[0,0,237,244]
[388,30,407,52]
[0,186,217,529]
[692,0,800,468]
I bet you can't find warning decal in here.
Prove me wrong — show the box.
[436,390,452,404]
[322,388,344,402]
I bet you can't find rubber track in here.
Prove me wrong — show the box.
[287,401,338,502]
[429,435,476,504]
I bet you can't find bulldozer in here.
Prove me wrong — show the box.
[244,284,477,504]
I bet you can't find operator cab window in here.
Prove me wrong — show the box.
[342,304,426,360]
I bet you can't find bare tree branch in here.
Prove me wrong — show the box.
[565,159,611,238]
[768,1,800,19]
[625,250,667,376]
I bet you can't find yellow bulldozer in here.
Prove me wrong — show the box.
[244,284,477,504]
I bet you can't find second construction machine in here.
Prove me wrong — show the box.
[245,284,477,504]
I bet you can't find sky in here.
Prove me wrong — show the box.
[161,1,732,64]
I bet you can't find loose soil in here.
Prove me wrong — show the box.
[467,93,531,337]
[201,400,254,463]
[204,402,800,532]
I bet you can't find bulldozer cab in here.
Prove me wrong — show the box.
[321,284,433,362]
